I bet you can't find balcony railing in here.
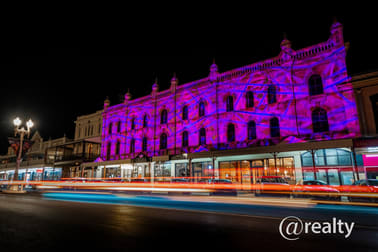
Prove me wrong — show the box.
[54,153,100,162]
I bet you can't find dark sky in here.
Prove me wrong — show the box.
[0,14,377,154]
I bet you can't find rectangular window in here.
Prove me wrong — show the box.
[175,163,189,177]
[117,121,121,133]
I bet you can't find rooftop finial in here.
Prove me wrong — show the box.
[125,88,132,101]
[171,72,178,92]
[209,59,219,82]
[104,96,110,109]
[280,32,291,49]
[152,77,159,93]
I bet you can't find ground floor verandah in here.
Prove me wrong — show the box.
[79,138,374,186]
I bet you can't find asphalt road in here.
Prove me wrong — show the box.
[0,192,377,252]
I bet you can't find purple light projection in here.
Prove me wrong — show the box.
[101,21,360,161]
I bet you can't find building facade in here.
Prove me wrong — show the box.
[0,131,70,180]
[49,110,103,178]
[84,21,363,185]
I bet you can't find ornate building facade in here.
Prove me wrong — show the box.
[85,21,362,185]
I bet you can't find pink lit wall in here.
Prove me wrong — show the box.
[101,21,360,161]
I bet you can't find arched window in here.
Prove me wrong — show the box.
[308,74,323,96]
[106,142,111,160]
[270,117,280,138]
[248,121,256,140]
[130,138,135,153]
[226,96,234,112]
[143,114,148,128]
[142,137,147,152]
[161,109,168,124]
[131,117,135,130]
[227,123,235,142]
[160,133,167,150]
[199,128,206,145]
[199,101,205,117]
[268,85,277,104]
[182,131,189,147]
[182,105,188,120]
[312,108,329,133]
[246,91,254,108]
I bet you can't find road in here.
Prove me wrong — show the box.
[0,192,377,251]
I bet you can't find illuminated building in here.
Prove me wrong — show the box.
[83,20,363,185]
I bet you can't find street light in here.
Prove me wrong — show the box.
[12,117,33,185]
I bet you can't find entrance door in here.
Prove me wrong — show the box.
[251,160,264,184]
[240,161,251,185]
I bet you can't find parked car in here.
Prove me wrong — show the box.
[198,178,233,184]
[0,179,7,192]
[171,178,190,183]
[129,178,150,183]
[256,176,289,184]
[348,179,378,203]
[255,176,290,197]
[198,178,236,196]
[293,180,340,200]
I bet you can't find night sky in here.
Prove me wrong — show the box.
[0,14,376,154]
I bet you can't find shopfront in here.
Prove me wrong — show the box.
[219,157,296,184]
[301,148,358,185]
[132,163,150,179]
[192,161,213,181]
[154,161,171,181]
[0,167,61,181]
[175,162,189,178]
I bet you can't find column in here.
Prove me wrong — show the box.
[310,149,317,180]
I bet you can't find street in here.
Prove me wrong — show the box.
[0,192,377,251]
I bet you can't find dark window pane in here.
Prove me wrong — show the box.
[199,128,206,145]
[268,85,277,104]
[226,96,234,112]
[161,110,167,124]
[309,75,323,96]
[199,102,205,117]
[270,117,280,137]
[246,91,254,108]
[312,108,329,133]
[227,124,235,142]
[182,131,189,147]
[182,106,188,120]
[248,121,256,140]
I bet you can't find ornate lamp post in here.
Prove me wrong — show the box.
[12,117,34,183]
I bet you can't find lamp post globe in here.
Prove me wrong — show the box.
[7,117,34,193]
[13,117,21,127]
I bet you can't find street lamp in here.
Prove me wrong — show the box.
[12,117,34,183]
